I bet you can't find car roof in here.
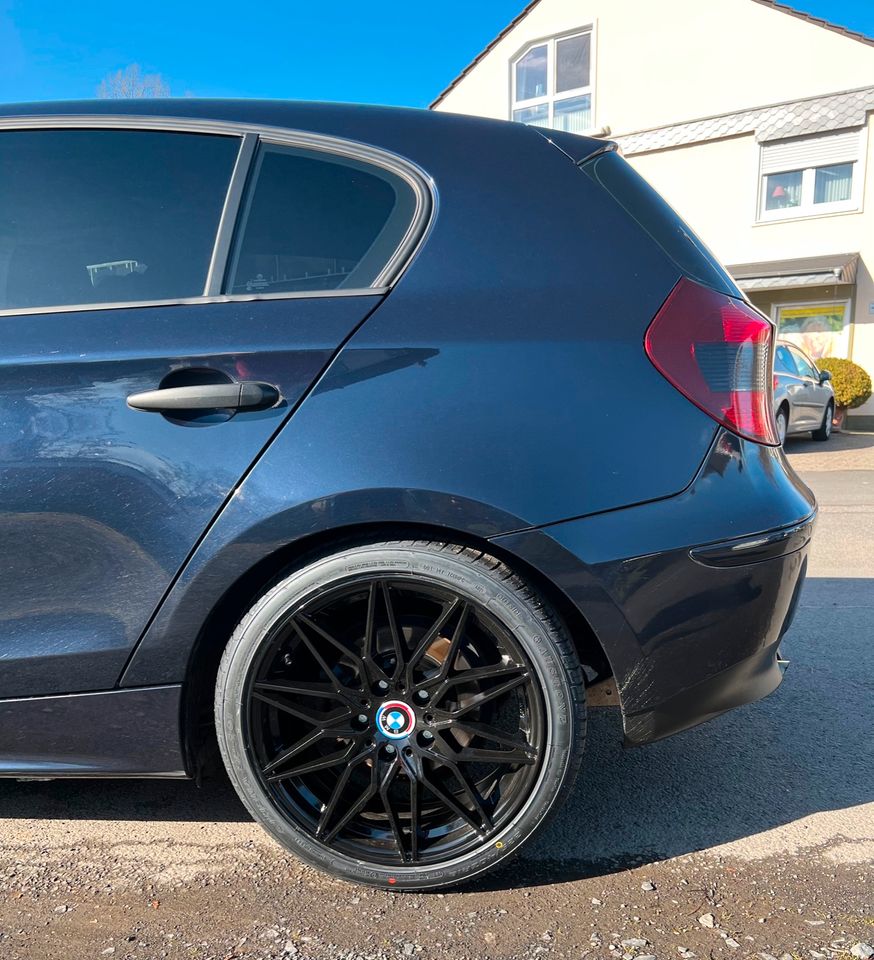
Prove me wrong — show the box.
[0,98,605,159]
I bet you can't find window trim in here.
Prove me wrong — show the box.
[204,132,257,296]
[510,27,595,133]
[0,115,434,318]
[757,132,866,223]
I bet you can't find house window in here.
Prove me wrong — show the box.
[774,301,851,360]
[512,31,592,135]
[759,130,862,221]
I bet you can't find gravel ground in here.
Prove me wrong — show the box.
[0,431,871,960]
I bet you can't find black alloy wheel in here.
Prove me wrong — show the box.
[216,541,586,889]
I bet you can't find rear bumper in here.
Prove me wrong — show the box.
[493,429,816,746]
[621,633,789,746]
[618,515,810,744]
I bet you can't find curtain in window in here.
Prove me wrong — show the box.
[513,104,550,128]
[553,95,592,134]
[814,163,853,204]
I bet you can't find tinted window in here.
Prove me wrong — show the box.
[0,130,239,312]
[225,144,416,295]
[791,348,818,379]
[775,345,798,375]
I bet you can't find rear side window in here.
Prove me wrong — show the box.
[582,150,740,298]
[0,130,240,311]
[775,345,799,375]
[224,143,417,295]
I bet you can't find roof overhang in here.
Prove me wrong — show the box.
[727,253,859,292]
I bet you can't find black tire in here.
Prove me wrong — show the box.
[215,540,586,890]
[811,402,834,442]
[776,406,789,446]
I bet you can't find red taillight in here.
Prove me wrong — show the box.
[645,277,779,446]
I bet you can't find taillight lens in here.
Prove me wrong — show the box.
[645,277,779,445]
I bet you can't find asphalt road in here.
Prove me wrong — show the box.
[0,433,871,959]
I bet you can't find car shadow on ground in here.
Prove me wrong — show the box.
[499,575,874,888]
[784,430,874,453]
[0,578,870,892]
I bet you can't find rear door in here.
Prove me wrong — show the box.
[0,122,424,698]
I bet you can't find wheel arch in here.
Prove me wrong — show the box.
[178,520,611,780]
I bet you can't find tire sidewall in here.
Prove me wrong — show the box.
[777,408,788,445]
[215,544,582,890]
[812,401,833,441]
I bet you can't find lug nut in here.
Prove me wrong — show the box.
[416,690,429,702]
[384,744,396,755]
[421,730,434,741]
[376,680,389,692]
[357,714,368,724]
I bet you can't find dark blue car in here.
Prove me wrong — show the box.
[0,100,815,889]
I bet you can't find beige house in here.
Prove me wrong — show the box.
[432,0,874,424]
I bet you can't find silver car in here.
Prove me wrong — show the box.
[774,340,835,443]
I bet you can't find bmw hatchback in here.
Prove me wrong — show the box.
[0,100,815,890]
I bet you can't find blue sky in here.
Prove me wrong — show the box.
[1,0,873,107]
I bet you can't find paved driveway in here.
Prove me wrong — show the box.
[0,434,871,959]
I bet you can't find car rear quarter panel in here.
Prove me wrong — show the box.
[120,115,719,687]
[496,430,816,743]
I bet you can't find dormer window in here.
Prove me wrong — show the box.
[512,30,593,134]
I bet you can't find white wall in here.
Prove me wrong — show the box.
[436,0,874,135]
[629,122,874,415]
[435,0,874,416]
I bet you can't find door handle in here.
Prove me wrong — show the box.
[127,381,280,413]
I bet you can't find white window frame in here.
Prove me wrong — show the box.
[510,28,594,133]
[757,131,865,223]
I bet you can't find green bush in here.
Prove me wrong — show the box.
[817,357,872,410]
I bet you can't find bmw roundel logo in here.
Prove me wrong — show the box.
[375,700,416,740]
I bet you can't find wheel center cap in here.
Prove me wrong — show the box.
[375,700,416,740]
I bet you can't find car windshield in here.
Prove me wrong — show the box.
[775,345,798,375]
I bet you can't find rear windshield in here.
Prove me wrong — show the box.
[582,150,740,299]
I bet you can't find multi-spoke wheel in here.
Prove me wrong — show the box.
[215,540,586,890]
